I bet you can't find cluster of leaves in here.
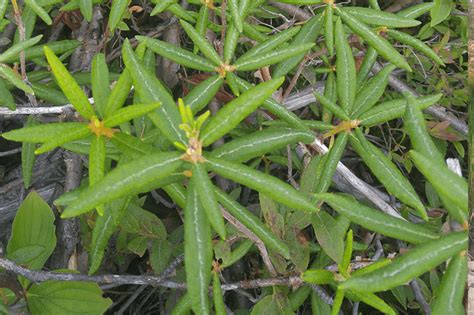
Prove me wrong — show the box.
[0,0,468,314]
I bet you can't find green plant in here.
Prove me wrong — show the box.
[0,0,467,314]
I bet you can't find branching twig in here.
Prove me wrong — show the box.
[0,257,302,291]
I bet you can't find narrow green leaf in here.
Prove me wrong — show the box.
[0,79,15,109]
[234,43,315,71]
[343,7,421,28]
[233,76,309,131]
[21,116,38,188]
[403,92,444,163]
[324,4,334,57]
[322,71,336,123]
[213,272,226,315]
[220,239,254,268]
[0,0,7,20]
[339,231,467,292]
[313,92,350,121]
[194,6,209,54]
[79,0,93,22]
[314,132,348,194]
[238,26,301,60]
[207,156,317,213]
[0,65,34,94]
[44,46,95,119]
[350,129,427,220]
[215,188,290,258]
[27,281,112,314]
[223,22,240,63]
[184,75,224,114]
[2,122,87,143]
[7,191,56,270]
[346,291,396,315]
[193,163,227,239]
[335,17,356,113]
[311,211,344,263]
[228,0,243,33]
[35,125,90,154]
[356,47,378,87]
[122,39,185,144]
[0,40,80,63]
[359,93,442,127]
[91,53,110,118]
[225,72,240,96]
[31,82,68,105]
[431,0,452,26]
[137,36,216,72]
[180,19,223,66]
[408,150,468,221]
[103,103,161,127]
[170,293,193,315]
[167,3,196,23]
[61,152,184,218]
[340,230,353,271]
[200,77,284,146]
[89,197,130,275]
[24,0,52,25]
[352,64,396,117]
[336,7,411,72]
[431,252,467,315]
[210,127,313,163]
[387,29,444,66]
[89,135,106,188]
[150,240,172,275]
[317,193,439,244]
[273,14,323,78]
[104,69,133,117]
[397,2,434,19]
[109,0,130,32]
[185,178,213,314]
[0,35,43,63]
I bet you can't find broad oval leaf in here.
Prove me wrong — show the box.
[7,191,56,270]
[61,152,184,218]
[27,281,112,314]
[311,211,344,264]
